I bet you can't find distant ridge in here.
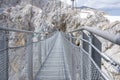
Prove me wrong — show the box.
[100,8,120,16]
[75,6,96,10]
[80,6,93,9]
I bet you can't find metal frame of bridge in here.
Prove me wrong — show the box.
[0,26,120,80]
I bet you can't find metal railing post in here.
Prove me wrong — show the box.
[42,33,46,61]
[88,33,92,80]
[27,33,33,80]
[69,33,72,43]
[5,31,9,80]
[38,34,42,66]
[45,34,46,57]
[80,31,83,80]
[88,33,92,56]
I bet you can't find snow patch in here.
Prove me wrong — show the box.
[60,0,72,5]
[81,9,95,15]
[79,12,88,19]
[104,15,120,23]
[78,10,95,19]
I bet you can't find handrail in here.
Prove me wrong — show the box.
[0,27,41,34]
[68,27,120,45]
[62,32,110,80]
[66,32,120,65]
[68,27,120,73]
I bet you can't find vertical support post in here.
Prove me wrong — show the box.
[88,33,92,56]
[45,34,46,57]
[80,31,83,80]
[27,33,33,80]
[88,33,92,80]
[38,34,42,66]
[82,32,89,52]
[69,33,72,43]
[5,31,9,80]
[41,33,44,63]
[70,33,76,44]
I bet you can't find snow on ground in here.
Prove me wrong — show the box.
[81,9,95,15]
[104,15,120,22]
[78,10,95,19]
[79,12,88,19]
[60,0,72,5]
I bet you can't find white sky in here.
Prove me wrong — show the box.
[61,0,120,9]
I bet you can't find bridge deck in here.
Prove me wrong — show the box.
[36,32,67,80]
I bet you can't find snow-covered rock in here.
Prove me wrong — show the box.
[104,15,120,23]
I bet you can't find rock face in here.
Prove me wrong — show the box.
[0,0,19,7]
[0,0,120,80]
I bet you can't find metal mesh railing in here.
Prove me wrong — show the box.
[82,49,108,80]
[65,26,120,80]
[61,32,109,80]
[0,31,8,80]
[0,27,57,80]
[33,32,58,79]
[1,26,119,80]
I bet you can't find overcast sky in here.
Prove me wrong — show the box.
[61,0,120,8]
[61,0,120,15]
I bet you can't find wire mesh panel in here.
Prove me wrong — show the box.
[0,26,57,80]
[82,49,108,80]
[0,31,8,80]
[39,32,57,64]
[62,32,82,80]
[34,32,58,78]
[8,32,33,80]
[62,32,109,80]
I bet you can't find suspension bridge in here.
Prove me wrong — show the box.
[0,26,120,80]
